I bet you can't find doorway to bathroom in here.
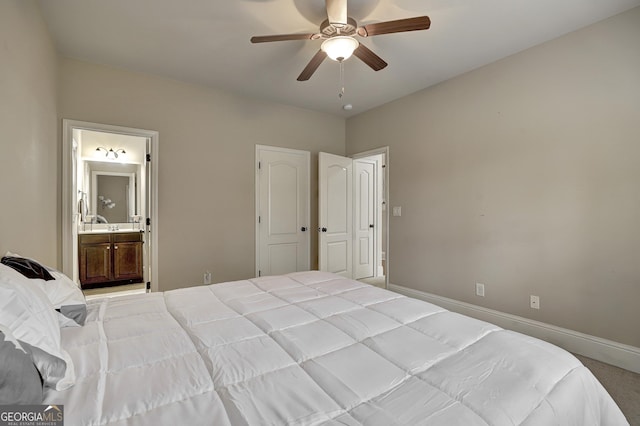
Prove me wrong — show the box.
[62,120,159,295]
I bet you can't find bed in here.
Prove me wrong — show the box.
[35,271,626,425]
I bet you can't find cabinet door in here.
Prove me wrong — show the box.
[113,241,143,282]
[79,243,112,285]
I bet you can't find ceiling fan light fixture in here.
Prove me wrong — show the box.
[321,36,359,62]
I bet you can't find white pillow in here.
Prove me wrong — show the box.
[0,264,75,391]
[3,252,86,327]
[45,269,87,327]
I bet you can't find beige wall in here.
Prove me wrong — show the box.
[346,8,640,347]
[0,1,58,266]
[58,59,345,291]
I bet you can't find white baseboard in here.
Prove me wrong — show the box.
[388,283,640,374]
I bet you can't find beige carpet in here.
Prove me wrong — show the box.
[574,354,640,425]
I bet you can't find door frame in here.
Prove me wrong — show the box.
[62,119,159,292]
[351,146,389,289]
[255,144,311,277]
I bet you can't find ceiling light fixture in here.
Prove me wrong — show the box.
[321,36,359,62]
[96,147,126,160]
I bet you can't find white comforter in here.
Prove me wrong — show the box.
[45,271,628,425]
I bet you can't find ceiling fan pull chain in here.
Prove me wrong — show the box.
[339,61,345,98]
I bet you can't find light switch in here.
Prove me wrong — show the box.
[392,206,402,217]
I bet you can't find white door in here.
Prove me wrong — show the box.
[354,159,376,279]
[319,152,353,278]
[256,146,310,277]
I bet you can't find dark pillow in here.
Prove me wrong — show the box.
[0,329,44,404]
[1,256,54,281]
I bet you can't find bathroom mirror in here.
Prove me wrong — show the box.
[85,161,140,224]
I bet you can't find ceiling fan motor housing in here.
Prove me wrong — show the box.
[320,17,358,37]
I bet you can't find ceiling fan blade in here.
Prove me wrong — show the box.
[250,33,316,43]
[297,50,328,81]
[326,0,348,26]
[357,16,431,37]
[353,44,388,71]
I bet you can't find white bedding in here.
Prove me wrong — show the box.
[45,271,628,425]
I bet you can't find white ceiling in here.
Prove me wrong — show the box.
[39,0,640,117]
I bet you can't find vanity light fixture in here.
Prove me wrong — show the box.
[96,147,126,160]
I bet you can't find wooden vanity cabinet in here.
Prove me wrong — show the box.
[112,233,144,282]
[79,232,143,288]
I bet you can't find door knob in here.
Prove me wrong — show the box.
[318,227,327,232]
[301,227,308,232]
[369,224,374,228]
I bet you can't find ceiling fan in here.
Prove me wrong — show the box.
[250,0,431,81]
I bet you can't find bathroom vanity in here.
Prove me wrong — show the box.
[78,231,143,288]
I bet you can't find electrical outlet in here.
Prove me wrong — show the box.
[392,206,402,217]
[204,271,212,285]
[476,283,485,297]
[530,295,540,309]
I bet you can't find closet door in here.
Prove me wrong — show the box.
[256,146,310,277]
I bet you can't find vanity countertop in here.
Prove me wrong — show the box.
[78,229,143,235]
